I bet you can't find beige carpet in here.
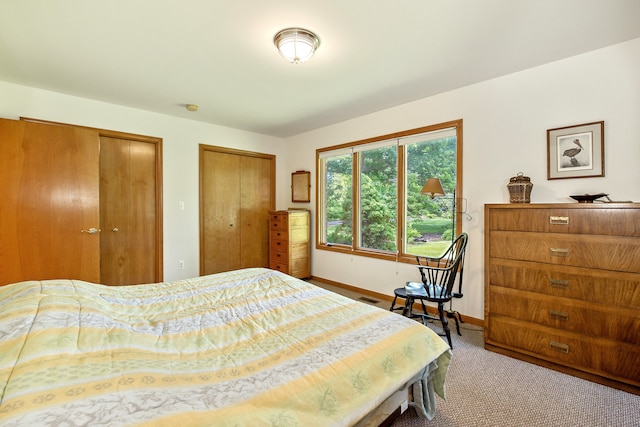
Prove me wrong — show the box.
[309,280,640,427]
[392,325,639,427]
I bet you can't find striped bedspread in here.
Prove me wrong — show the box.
[0,268,451,426]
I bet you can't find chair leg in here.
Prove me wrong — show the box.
[438,303,453,348]
[403,296,414,317]
[446,310,463,336]
[453,315,461,336]
[419,300,428,316]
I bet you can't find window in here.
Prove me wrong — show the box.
[319,150,353,246]
[357,140,398,252]
[317,120,462,263]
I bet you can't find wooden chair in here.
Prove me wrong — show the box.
[389,233,468,348]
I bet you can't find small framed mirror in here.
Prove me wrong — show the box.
[291,170,311,203]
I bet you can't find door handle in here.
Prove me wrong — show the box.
[112,227,119,232]
[81,227,101,234]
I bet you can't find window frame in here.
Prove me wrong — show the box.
[316,119,463,265]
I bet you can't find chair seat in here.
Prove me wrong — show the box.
[398,282,451,302]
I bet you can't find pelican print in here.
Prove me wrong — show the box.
[563,138,583,167]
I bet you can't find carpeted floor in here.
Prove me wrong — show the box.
[309,280,640,427]
[391,325,639,427]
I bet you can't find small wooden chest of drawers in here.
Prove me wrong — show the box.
[484,203,640,393]
[269,210,310,279]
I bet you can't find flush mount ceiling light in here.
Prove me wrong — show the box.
[273,27,320,63]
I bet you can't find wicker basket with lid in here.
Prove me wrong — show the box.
[507,172,533,203]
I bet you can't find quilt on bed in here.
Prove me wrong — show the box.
[0,268,451,426]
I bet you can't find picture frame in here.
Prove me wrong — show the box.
[547,121,604,180]
[291,170,311,202]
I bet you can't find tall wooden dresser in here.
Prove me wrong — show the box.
[269,210,310,279]
[484,203,640,393]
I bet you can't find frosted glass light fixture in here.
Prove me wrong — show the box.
[273,28,320,63]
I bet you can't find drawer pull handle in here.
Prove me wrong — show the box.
[549,279,569,289]
[549,310,569,321]
[549,248,570,257]
[550,341,569,353]
[549,216,569,225]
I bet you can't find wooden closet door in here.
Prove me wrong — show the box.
[200,146,275,275]
[0,119,100,285]
[239,155,272,268]
[100,136,158,285]
[201,150,242,274]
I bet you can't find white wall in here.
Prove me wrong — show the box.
[285,37,640,320]
[0,82,288,282]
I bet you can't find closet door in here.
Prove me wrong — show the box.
[0,119,100,285]
[201,150,242,274]
[200,145,275,275]
[100,136,159,285]
[239,155,272,268]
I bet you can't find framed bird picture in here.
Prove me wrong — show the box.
[547,121,604,180]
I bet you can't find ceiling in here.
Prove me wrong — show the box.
[2,1,640,138]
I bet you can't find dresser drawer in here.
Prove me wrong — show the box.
[270,219,284,231]
[488,206,640,237]
[270,230,289,241]
[270,240,288,256]
[269,212,286,222]
[487,316,640,386]
[488,286,639,344]
[489,231,640,273]
[269,261,289,274]
[488,259,640,309]
[270,250,288,264]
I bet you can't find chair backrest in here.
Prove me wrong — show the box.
[415,233,468,301]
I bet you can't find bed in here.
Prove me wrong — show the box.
[0,268,451,426]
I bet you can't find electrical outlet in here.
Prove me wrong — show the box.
[178,260,185,270]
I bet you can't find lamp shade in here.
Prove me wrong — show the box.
[274,28,320,63]
[421,178,445,198]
